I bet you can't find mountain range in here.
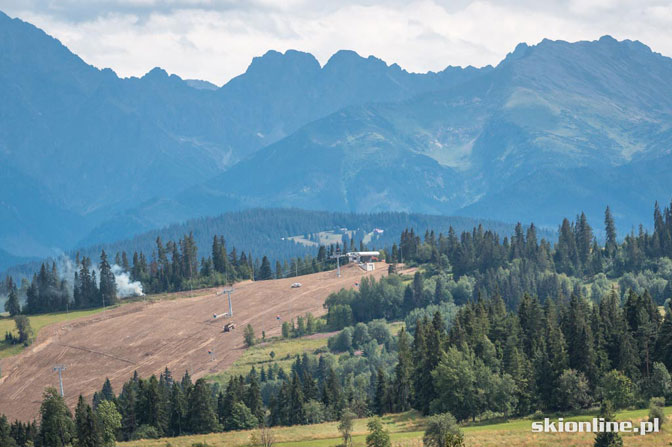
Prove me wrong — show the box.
[2,9,672,271]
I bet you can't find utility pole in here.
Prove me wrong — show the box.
[53,365,66,397]
[189,262,193,297]
[223,287,234,317]
[330,251,347,278]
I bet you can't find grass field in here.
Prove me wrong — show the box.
[0,307,111,358]
[207,335,331,385]
[118,407,672,447]
[207,320,406,385]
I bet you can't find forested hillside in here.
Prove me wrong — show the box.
[4,200,672,446]
[2,208,528,280]
[0,208,522,313]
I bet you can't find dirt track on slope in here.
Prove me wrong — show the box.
[0,263,401,421]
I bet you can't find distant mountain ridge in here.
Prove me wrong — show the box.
[100,35,672,242]
[0,10,487,260]
[1,9,672,271]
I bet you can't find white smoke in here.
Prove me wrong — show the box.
[111,264,144,298]
[54,255,144,299]
[57,255,78,296]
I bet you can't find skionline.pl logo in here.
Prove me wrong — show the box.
[531,417,660,435]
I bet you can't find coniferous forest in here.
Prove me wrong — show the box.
[3,234,336,315]
[3,200,672,445]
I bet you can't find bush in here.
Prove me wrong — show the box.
[557,369,592,410]
[302,400,326,424]
[423,412,464,447]
[131,424,160,440]
[327,304,354,330]
[649,397,665,426]
[598,370,635,409]
[404,302,457,335]
[13,315,33,344]
[229,402,258,430]
[352,323,370,348]
[250,425,275,447]
[328,327,353,352]
[366,320,391,346]
[338,410,356,447]
[244,324,256,347]
[366,416,390,447]
[648,362,672,399]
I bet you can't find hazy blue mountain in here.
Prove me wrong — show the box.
[185,79,219,90]
[2,9,672,271]
[0,10,485,262]
[129,35,672,239]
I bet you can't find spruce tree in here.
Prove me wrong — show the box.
[229,402,258,430]
[98,250,117,307]
[373,368,388,416]
[38,388,75,447]
[0,415,17,447]
[594,400,623,447]
[604,207,618,257]
[288,373,306,425]
[188,379,219,434]
[394,328,413,412]
[654,312,672,369]
[4,277,20,316]
[100,378,115,403]
[118,382,137,440]
[168,384,187,436]
[259,256,273,280]
[75,395,101,447]
[245,376,265,423]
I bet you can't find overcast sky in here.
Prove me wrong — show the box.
[2,0,672,84]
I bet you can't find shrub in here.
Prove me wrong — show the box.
[598,370,634,409]
[648,363,671,399]
[649,397,665,426]
[328,327,353,352]
[131,424,160,440]
[229,402,258,430]
[366,416,391,447]
[244,324,256,347]
[423,412,464,447]
[557,369,592,410]
[337,410,355,447]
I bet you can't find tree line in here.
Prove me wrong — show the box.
[3,234,341,315]
[3,250,119,316]
[128,234,337,294]
[395,290,671,422]
[384,201,672,309]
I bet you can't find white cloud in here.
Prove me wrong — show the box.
[2,0,672,84]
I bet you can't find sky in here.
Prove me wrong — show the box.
[2,0,672,85]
